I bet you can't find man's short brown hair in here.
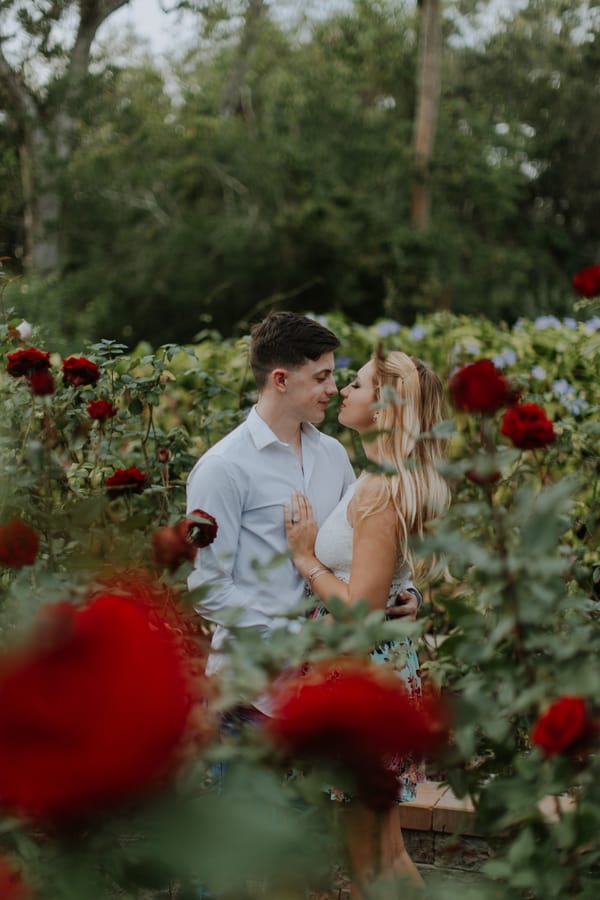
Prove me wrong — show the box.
[249,312,340,389]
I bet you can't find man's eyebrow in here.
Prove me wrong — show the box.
[313,367,334,376]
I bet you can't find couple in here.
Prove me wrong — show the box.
[186,311,449,893]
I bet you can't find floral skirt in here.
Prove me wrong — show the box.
[309,605,425,804]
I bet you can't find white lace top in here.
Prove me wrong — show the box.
[314,480,412,605]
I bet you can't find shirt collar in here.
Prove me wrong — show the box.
[247,406,321,451]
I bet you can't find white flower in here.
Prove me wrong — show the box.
[530,365,547,380]
[16,320,33,340]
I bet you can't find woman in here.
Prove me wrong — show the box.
[284,350,449,896]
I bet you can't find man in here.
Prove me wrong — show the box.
[186,311,418,676]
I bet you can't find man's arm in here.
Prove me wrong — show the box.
[187,456,271,630]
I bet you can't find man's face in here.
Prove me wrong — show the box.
[283,352,338,424]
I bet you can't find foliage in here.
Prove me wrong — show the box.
[0,286,599,896]
[2,0,599,347]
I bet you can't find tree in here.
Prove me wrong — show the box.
[411,0,443,230]
[0,0,130,275]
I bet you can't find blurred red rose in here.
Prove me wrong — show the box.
[152,521,197,572]
[0,519,39,569]
[266,661,447,810]
[0,590,194,824]
[501,402,555,449]
[157,447,171,463]
[187,509,219,548]
[449,359,512,414]
[153,509,218,572]
[62,355,100,387]
[29,370,55,396]
[0,856,31,900]
[531,696,592,758]
[105,466,147,497]
[6,347,51,377]
[572,264,600,299]
[87,399,117,420]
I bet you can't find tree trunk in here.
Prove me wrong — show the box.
[219,0,265,120]
[411,0,443,230]
[0,0,130,276]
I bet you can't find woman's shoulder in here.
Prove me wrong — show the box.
[352,474,396,524]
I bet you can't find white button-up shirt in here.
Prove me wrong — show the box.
[186,407,356,665]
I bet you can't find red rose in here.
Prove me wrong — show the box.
[152,521,197,572]
[6,347,51,377]
[572,264,600,299]
[157,447,171,463]
[0,590,194,824]
[266,662,447,810]
[187,509,219,548]
[62,355,100,387]
[449,359,512,414]
[153,510,218,572]
[501,402,555,450]
[87,399,117,420]
[105,466,147,497]
[0,519,39,569]
[0,856,30,900]
[29,369,55,396]
[531,696,590,758]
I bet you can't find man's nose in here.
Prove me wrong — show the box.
[326,377,338,395]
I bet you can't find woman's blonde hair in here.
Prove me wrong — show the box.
[355,350,450,580]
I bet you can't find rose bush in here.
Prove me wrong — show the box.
[0,307,597,897]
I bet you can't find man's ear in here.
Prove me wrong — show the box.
[272,368,288,391]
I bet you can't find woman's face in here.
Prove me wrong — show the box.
[338,359,377,433]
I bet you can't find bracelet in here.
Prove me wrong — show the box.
[306,565,331,592]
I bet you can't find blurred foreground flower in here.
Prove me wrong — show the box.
[153,509,218,572]
[0,519,39,568]
[572,264,600,298]
[449,359,512,414]
[105,466,147,497]
[6,347,51,377]
[266,662,448,810]
[501,402,555,450]
[61,355,100,387]
[0,855,31,900]
[531,696,597,759]
[0,590,195,825]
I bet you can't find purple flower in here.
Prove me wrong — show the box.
[534,315,561,330]
[584,316,600,333]
[410,324,426,340]
[335,355,351,369]
[375,320,401,337]
[492,349,517,369]
[530,365,547,380]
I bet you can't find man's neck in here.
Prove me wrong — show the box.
[255,398,303,448]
